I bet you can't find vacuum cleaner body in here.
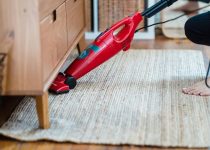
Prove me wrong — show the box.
[49,12,142,94]
[65,12,142,80]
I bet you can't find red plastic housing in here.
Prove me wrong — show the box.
[65,12,143,79]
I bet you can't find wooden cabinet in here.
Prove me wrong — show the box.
[66,0,85,48]
[0,0,86,129]
[40,3,68,82]
[39,0,66,20]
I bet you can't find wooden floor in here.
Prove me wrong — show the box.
[0,35,208,150]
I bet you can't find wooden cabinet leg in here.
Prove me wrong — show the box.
[77,34,87,54]
[35,92,50,129]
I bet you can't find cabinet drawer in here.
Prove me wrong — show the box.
[39,0,65,20]
[40,3,68,82]
[66,0,85,48]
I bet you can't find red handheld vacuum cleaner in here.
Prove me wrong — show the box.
[49,0,178,94]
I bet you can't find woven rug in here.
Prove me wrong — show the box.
[1,50,210,148]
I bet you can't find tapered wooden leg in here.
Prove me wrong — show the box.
[35,92,50,129]
[77,34,87,54]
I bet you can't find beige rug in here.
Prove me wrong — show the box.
[1,50,210,148]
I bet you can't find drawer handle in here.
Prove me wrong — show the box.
[52,10,57,22]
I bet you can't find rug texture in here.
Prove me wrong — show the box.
[1,50,210,148]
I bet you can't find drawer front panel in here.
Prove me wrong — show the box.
[66,0,85,48]
[40,3,68,82]
[39,0,65,20]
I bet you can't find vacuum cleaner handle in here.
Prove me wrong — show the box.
[95,12,142,51]
[109,18,133,44]
[142,0,178,18]
[111,13,141,51]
